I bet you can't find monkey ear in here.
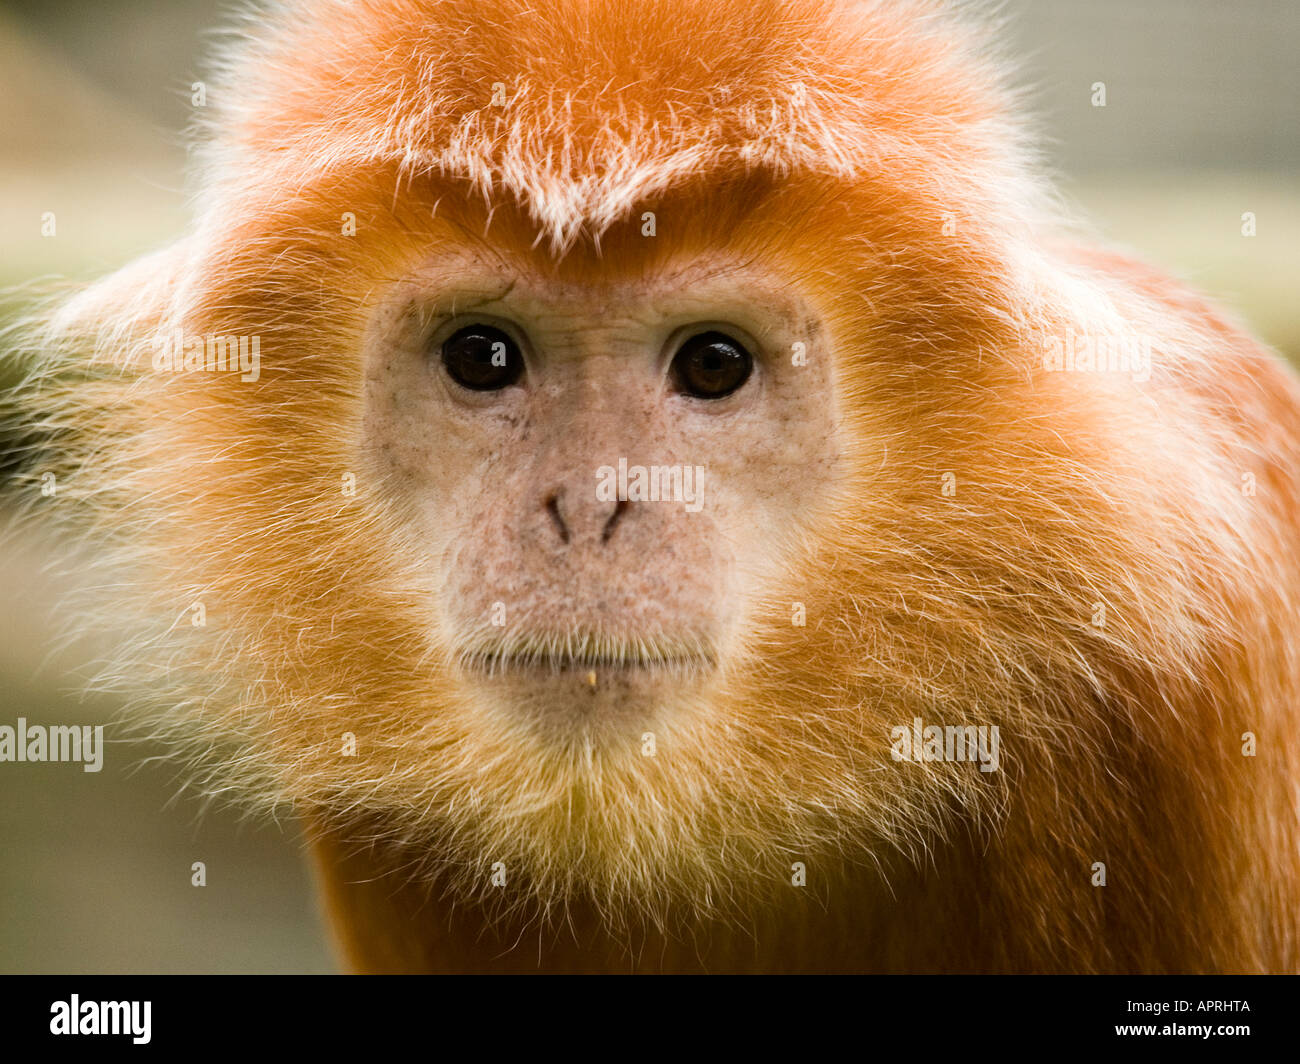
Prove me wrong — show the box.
[43,239,197,370]
[0,239,196,496]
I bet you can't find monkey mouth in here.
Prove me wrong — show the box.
[456,635,717,679]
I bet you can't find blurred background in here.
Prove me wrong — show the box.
[1,0,1297,972]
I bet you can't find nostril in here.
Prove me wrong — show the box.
[601,498,629,543]
[546,493,570,544]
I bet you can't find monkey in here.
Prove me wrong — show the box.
[6,0,1300,974]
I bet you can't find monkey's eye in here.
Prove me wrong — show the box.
[670,331,753,399]
[441,325,524,391]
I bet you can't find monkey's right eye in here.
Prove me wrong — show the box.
[440,325,524,391]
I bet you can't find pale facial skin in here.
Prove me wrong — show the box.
[361,248,842,738]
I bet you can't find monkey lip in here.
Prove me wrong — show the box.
[457,639,716,679]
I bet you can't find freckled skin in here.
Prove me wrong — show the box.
[361,251,842,734]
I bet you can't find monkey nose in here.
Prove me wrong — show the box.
[545,491,629,546]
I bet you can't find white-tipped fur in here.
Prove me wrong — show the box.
[5,0,1299,970]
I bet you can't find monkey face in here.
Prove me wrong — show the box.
[360,246,841,738]
[24,0,1178,921]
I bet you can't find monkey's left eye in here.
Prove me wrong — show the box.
[670,331,754,399]
[441,325,525,391]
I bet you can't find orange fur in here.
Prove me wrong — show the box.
[8,0,1300,972]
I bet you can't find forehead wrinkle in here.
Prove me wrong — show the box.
[405,213,812,330]
[445,279,518,318]
[485,265,802,323]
